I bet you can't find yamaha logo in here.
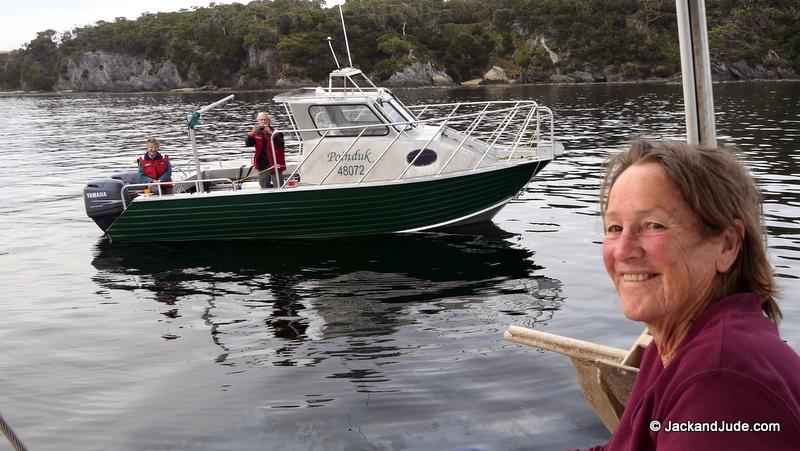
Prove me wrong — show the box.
[86,192,108,198]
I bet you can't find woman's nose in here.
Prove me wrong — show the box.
[614,228,644,260]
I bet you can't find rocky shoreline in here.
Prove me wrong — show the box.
[4,77,799,98]
[2,45,797,95]
[2,58,798,97]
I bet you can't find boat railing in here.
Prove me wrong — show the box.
[120,178,235,209]
[408,100,555,147]
[274,100,556,188]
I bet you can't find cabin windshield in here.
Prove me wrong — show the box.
[377,98,415,129]
[309,104,389,137]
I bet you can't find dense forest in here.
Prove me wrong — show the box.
[0,0,798,91]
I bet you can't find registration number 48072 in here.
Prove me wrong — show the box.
[337,165,365,176]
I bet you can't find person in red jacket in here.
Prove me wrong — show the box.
[137,137,173,194]
[245,112,285,188]
[573,140,800,450]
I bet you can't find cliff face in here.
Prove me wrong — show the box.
[53,50,456,91]
[55,52,194,92]
[53,49,310,92]
[385,62,454,87]
[47,49,799,93]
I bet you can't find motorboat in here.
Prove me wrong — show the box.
[83,67,563,242]
[84,68,563,241]
[82,65,562,242]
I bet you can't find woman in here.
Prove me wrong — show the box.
[245,112,285,188]
[584,140,800,450]
[137,137,172,194]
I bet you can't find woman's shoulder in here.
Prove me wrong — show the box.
[675,302,799,376]
[661,303,800,419]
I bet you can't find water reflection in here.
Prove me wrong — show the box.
[91,224,564,370]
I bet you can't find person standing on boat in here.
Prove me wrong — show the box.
[137,137,173,194]
[577,140,800,450]
[245,112,285,188]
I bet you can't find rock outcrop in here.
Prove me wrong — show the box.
[711,58,798,81]
[39,47,800,93]
[385,62,454,87]
[460,78,482,86]
[482,66,509,84]
[236,47,282,88]
[55,51,193,92]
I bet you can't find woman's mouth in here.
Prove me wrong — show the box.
[622,273,656,282]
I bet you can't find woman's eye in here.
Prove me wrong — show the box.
[606,224,623,234]
[645,222,664,231]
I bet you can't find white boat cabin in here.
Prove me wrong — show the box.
[274,68,503,186]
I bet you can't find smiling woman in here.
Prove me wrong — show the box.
[576,140,800,450]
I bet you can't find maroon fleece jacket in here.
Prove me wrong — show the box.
[575,292,800,451]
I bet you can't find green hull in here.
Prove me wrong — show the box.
[106,160,550,241]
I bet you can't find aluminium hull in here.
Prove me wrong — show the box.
[105,159,549,242]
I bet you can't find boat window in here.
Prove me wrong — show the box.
[378,99,415,130]
[406,148,438,166]
[309,104,389,137]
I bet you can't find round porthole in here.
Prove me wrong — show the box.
[406,148,438,166]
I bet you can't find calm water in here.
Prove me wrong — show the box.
[0,81,798,450]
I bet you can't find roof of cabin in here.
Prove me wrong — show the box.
[274,86,391,104]
[274,67,393,104]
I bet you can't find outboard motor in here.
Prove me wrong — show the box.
[83,172,141,232]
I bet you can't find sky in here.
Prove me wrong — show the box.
[0,0,346,51]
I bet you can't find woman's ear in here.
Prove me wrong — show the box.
[716,219,744,273]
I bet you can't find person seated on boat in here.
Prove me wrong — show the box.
[578,139,800,450]
[137,137,173,194]
[245,112,285,188]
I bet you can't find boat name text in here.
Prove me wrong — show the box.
[327,149,374,163]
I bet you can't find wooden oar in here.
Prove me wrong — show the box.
[504,325,628,362]
[504,325,652,432]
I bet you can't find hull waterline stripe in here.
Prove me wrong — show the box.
[397,197,513,233]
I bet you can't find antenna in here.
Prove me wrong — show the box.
[326,37,340,69]
[338,4,353,68]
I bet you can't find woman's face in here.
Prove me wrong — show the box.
[602,163,727,331]
[147,143,159,156]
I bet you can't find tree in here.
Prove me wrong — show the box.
[20,30,60,90]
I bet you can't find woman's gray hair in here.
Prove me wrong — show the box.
[146,137,160,147]
[600,139,780,324]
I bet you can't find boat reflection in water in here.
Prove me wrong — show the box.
[91,224,564,369]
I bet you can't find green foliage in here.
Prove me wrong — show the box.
[371,59,404,81]
[277,32,326,65]
[0,0,798,91]
[18,30,61,90]
[532,48,554,69]
[377,35,414,58]
[492,9,515,28]
[513,42,532,69]
[0,51,22,89]
[428,23,490,81]
[490,31,513,57]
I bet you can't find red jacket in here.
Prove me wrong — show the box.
[138,154,173,188]
[247,130,286,172]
